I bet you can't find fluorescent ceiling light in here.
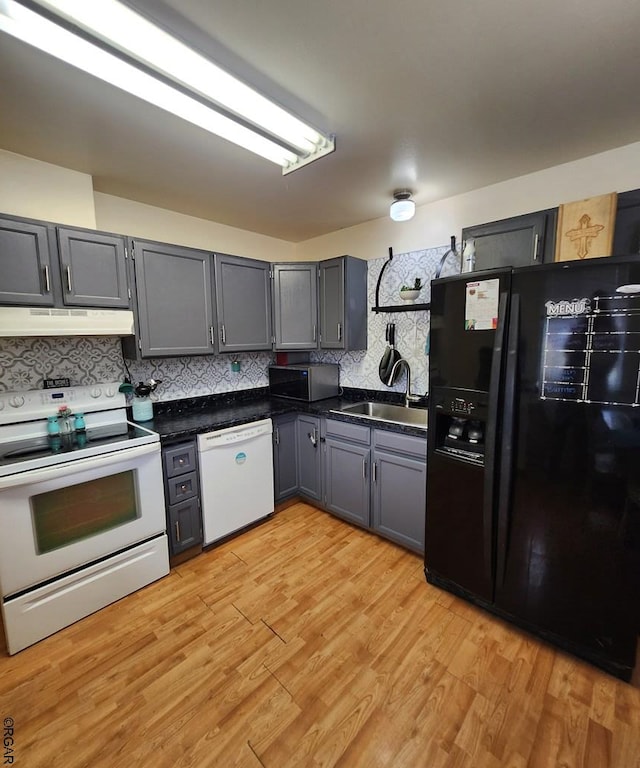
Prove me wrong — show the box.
[0,0,334,170]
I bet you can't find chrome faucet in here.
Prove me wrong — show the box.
[388,358,421,408]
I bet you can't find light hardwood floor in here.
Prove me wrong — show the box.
[1,502,639,767]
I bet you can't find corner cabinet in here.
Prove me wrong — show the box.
[273,413,298,502]
[124,238,214,359]
[462,209,557,271]
[319,255,367,350]
[296,414,322,500]
[0,214,130,309]
[272,262,318,350]
[214,253,272,352]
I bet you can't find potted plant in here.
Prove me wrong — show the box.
[399,277,423,302]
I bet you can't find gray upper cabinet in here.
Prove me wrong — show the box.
[57,227,129,308]
[612,189,640,255]
[462,209,557,271]
[319,255,367,350]
[272,262,318,350]
[296,414,321,500]
[0,215,55,306]
[214,253,272,352]
[0,214,131,309]
[126,239,214,358]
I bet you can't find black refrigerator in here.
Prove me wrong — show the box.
[425,256,640,680]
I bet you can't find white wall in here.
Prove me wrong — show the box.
[0,149,96,227]
[295,141,640,261]
[94,193,295,261]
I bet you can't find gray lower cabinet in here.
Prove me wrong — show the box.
[272,262,318,350]
[323,419,370,527]
[214,252,272,352]
[125,238,214,358]
[162,440,203,557]
[462,209,557,271]
[371,429,426,554]
[319,255,367,350]
[323,418,427,551]
[273,413,298,502]
[296,414,321,500]
[0,214,130,308]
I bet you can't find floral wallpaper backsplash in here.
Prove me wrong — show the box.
[313,243,458,397]
[0,244,459,400]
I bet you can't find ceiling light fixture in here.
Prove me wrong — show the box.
[390,190,416,222]
[0,0,335,173]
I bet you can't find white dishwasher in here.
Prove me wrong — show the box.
[197,418,274,545]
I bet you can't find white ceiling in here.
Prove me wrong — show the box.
[1,0,640,242]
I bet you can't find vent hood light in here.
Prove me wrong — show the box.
[0,307,135,337]
[0,0,334,170]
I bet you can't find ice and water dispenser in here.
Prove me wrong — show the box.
[430,388,489,464]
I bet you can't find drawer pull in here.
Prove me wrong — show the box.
[175,520,181,541]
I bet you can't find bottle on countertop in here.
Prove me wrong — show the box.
[74,412,86,432]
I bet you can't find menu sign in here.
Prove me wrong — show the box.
[541,294,640,406]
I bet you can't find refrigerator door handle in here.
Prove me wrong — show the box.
[483,289,509,589]
[496,293,520,589]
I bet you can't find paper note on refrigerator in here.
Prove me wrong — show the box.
[465,279,499,330]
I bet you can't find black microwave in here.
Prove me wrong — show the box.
[268,364,340,401]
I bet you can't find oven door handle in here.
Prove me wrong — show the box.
[0,443,159,490]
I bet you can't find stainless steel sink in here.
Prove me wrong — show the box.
[331,401,428,429]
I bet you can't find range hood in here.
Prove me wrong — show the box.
[0,307,135,337]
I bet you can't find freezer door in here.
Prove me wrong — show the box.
[495,257,640,678]
[425,270,511,602]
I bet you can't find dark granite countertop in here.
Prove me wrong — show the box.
[140,387,428,445]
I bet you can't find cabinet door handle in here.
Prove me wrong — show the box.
[533,233,540,262]
[220,324,226,345]
[362,459,367,479]
[308,429,318,447]
[175,520,181,542]
[372,461,377,483]
[65,265,72,292]
[42,264,50,293]
[313,324,317,342]
[337,322,342,341]
[209,326,214,345]
[274,426,280,445]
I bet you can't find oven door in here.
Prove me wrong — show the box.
[0,443,166,597]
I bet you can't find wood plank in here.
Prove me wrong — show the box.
[0,502,638,768]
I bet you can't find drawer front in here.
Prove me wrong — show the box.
[167,471,198,505]
[373,428,427,459]
[325,418,370,445]
[163,442,197,477]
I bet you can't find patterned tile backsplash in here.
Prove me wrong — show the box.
[0,245,459,399]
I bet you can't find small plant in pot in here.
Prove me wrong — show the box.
[399,277,423,301]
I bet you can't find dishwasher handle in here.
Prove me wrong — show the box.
[197,419,273,451]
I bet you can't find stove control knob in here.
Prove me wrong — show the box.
[90,387,103,398]
[105,387,115,397]
[9,395,25,408]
